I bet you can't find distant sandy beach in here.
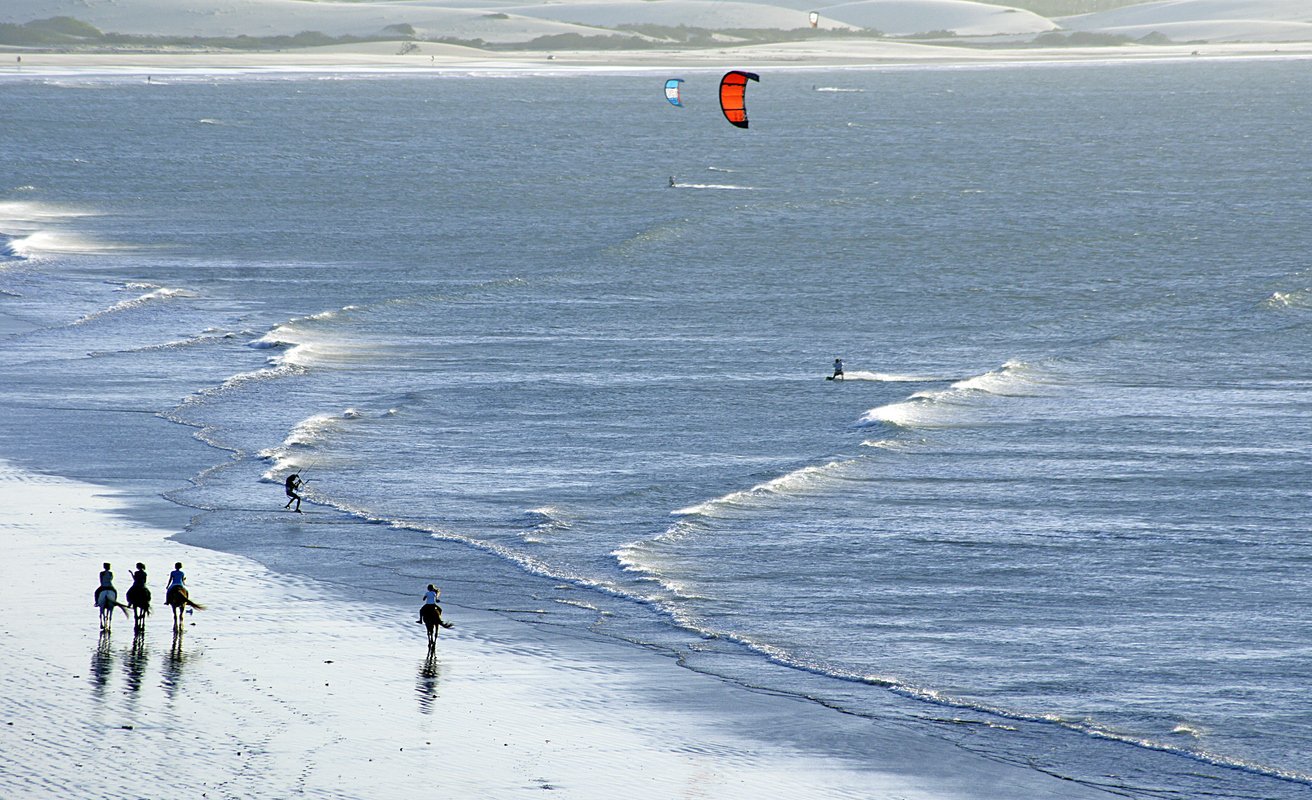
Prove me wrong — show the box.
[2,38,1311,77]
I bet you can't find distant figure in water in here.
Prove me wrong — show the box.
[417,584,454,648]
[284,473,303,512]
[669,176,676,188]
[831,358,844,381]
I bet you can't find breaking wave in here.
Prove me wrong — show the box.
[859,360,1048,429]
[671,458,860,519]
[72,286,198,325]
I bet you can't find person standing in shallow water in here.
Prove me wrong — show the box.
[284,473,303,512]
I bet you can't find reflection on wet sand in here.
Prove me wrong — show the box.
[89,630,114,701]
[161,626,188,700]
[416,651,442,714]
[123,628,148,695]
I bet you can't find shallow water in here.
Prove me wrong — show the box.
[2,59,1311,796]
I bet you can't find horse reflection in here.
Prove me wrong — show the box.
[123,628,148,694]
[89,630,114,701]
[416,651,443,714]
[162,626,189,700]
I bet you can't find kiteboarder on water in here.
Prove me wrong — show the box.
[832,358,844,381]
[284,473,303,512]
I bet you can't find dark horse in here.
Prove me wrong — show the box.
[126,564,152,630]
[166,585,205,626]
[420,603,454,649]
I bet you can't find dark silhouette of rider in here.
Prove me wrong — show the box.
[284,473,303,512]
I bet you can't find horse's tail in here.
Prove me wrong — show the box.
[117,603,131,618]
[185,599,206,611]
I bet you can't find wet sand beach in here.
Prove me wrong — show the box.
[0,461,1119,798]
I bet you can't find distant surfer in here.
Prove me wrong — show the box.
[284,473,303,512]
[669,176,676,188]
[831,358,844,381]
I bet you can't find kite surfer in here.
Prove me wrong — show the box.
[669,176,676,188]
[831,358,844,381]
[284,473,303,512]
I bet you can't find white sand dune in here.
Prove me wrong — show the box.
[816,0,1057,36]
[0,0,632,44]
[6,0,1312,50]
[1074,19,1312,42]
[499,0,852,32]
[1060,0,1312,38]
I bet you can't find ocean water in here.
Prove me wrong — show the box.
[2,59,1311,797]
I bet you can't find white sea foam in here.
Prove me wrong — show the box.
[671,459,858,518]
[178,362,303,412]
[673,183,753,191]
[72,286,198,325]
[521,505,574,543]
[258,409,363,479]
[89,332,231,356]
[0,200,97,225]
[4,231,123,258]
[248,305,367,368]
[1264,289,1311,309]
[842,370,947,382]
[859,360,1047,428]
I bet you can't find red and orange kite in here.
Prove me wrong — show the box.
[719,70,760,129]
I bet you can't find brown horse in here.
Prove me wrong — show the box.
[96,588,130,630]
[419,604,454,649]
[166,585,205,626]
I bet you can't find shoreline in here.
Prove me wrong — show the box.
[0,457,1122,798]
[5,54,1306,792]
[2,39,1312,76]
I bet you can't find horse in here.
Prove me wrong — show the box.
[126,582,151,631]
[419,603,454,649]
[96,587,129,630]
[166,585,205,626]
